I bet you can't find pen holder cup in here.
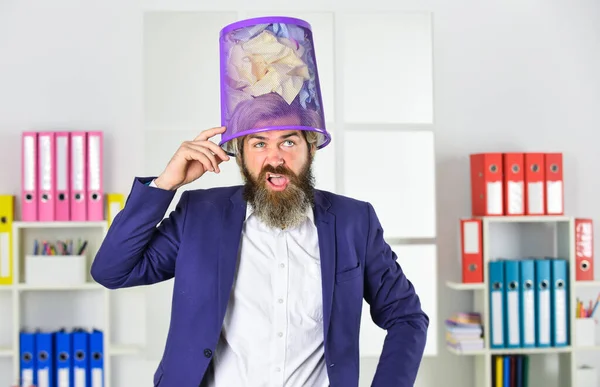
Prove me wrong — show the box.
[24,255,87,286]
[576,366,597,387]
[575,318,596,347]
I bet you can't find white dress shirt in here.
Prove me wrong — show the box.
[206,204,329,387]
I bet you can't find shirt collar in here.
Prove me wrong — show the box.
[245,203,315,226]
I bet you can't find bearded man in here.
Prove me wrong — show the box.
[91,16,428,387]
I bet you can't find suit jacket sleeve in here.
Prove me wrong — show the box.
[363,202,429,387]
[90,177,186,289]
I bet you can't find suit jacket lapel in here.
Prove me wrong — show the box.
[217,187,247,321]
[314,190,336,342]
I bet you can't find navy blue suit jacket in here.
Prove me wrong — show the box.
[91,177,428,387]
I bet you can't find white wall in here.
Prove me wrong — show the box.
[1,1,600,386]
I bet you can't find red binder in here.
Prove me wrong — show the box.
[503,153,524,215]
[544,153,564,215]
[524,153,545,215]
[460,219,483,283]
[575,218,594,281]
[470,153,503,216]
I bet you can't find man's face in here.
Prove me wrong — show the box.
[239,115,316,229]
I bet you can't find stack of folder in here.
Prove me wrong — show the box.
[445,312,484,352]
[470,152,564,217]
[492,354,529,387]
[19,328,104,387]
[489,257,569,349]
[21,131,104,222]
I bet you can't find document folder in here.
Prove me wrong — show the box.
[55,132,71,221]
[504,260,521,348]
[0,195,14,285]
[21,132,38,221]
[86,132,104,221]
[56,329,73,387]
[38,132,57,221]
[90,330,104,387]
[20,331,36,387]
[70,132,87,221]
[489,260,505,348]
[535,259,551,347]
[36,331,55,387]
[550,258,569,346]
[73,329,89,387]
[519,259,536,348]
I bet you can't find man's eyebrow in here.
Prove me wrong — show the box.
[247,132,301,141]
[280,132,301,139]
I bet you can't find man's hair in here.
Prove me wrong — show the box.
[226,92,323,156]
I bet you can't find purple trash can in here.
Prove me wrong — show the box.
[218,16,330,156]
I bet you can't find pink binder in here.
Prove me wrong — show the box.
[21,132,38,221]
[86,131,104,221]
[38,132,57,221]
[70,132,87,221]
[55,132,71,221]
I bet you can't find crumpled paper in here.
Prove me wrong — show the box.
[226,30,309,105]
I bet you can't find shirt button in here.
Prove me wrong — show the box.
[276,367,281,372]
[204,349,212,358]
[278,298,284,304]
[278,332,283,337]
[279,263,285,268]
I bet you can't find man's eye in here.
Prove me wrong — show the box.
[254,142,265,148]
[282,140,294,146]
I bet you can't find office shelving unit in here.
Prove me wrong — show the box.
[0,220,144,387]
[446,215,599,387]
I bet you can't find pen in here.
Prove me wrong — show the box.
[590,294,600,318]
[77,240,88,255]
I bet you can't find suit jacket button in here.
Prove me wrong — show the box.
[204,349,212,358]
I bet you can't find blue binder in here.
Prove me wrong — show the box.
[535,259,551,347]
[19,331,36,387]
[504,260,521,348]
[73,329,90,387]
[489,260,505,348]
[35,331,55,387]
[519,259,536,348]
[90,329,104,387]
[550,258,569,346]
[56,329,73,387]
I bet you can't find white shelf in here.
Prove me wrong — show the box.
[15,283,104,291]
[574,281,600,287]
[13,221,108,229]
[446,281,485,291]
[447,345,574,356]
[0,218,140,387]
[0,348,13,357]
[450,215,578,387]
[110,344,143,356]
[471,215,573,223]
[573,345,600,352]
[489,346,572,355]
[446,345,486,356]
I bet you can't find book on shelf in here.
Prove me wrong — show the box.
[445,312,484,351]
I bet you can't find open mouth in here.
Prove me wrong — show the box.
[266,172,290,191]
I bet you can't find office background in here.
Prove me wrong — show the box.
[0,0,599,386]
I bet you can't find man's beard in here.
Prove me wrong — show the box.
[241,158,315,230]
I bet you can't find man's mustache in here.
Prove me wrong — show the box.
[259,164,299,182]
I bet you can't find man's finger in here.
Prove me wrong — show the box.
[194,126,226,142]
[192,140,230,162]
